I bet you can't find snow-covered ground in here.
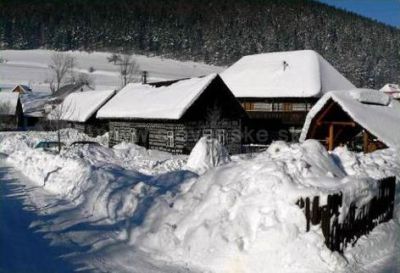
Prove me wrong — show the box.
[0,130,399,273]
[0,50,223,93]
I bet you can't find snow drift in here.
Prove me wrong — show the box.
[1,131,399,273]
[185,137,231,174]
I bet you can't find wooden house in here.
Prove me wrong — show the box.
[0,92,24,130]
[12,85,32,94]
[48,90,116,137]
[220,50,356,144]
[300,89,400,153]
[97,74,247,154]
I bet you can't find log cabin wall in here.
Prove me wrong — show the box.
[109,121,187,154]
[109,120,242,155]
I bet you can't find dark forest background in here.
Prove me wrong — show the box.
[0,0,399,88]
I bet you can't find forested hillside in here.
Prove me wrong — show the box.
[0,0,399,88]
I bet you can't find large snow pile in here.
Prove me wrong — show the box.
[0,129,109,153]
[0,133,399,273]
[126,140,397,273]
[185,137,231,174]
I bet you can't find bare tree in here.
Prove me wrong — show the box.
[49,52,76,94]
[107,53,122,65]
[73,72,95,91]
[47,100,75,153]
[118,54,140,87]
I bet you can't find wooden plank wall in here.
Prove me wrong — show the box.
[297,176,396,252]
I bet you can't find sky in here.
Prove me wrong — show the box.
[318,0,400,27]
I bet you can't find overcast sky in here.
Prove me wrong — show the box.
[318,0,400,27]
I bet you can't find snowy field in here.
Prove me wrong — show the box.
[0,130,399,273]
[0,50,223,93]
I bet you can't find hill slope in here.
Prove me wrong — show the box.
[0,0,399,88]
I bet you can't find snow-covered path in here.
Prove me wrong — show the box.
[0,154,77,273]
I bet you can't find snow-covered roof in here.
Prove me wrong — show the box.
[0,92,19,115]
[49,90,116,122]
[220,50,356,98]
[300,89,400,148]
[12,84,32,93]
[97,74,218,120]
[380,83,400,93]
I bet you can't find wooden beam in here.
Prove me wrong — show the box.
[328,123,334,151]
[315,100,336,125]
[363,130,369,153]
[318,121,356,127]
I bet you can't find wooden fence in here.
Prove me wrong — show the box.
[297,176,396,253]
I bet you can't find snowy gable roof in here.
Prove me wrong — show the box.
[49,90,116,122]
[0,92,19,115]
[220,50,356,98]
[300,89,400,148]
[97,74,218,120]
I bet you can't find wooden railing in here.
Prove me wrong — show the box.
[297,176,396,252]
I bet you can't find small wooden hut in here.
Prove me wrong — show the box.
[300,89,400,153]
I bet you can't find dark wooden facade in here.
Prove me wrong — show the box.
[0,98,24,131]
[106,76,246,154]
[238,97,317,144]
[304,99,386,153]
[67,117,109,137]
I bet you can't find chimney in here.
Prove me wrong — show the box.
[283,61,289,71]
[141,71,148,84]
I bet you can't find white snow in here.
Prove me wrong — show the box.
[97,74,217,120]
[220,50,356,98]
[380,83,400,99]
[0,49,223,93]
[380,83,400,92]
[0,132,399,273]
[185,137,231,174]
[0,92,19,115]
[48,89,116,122]
[300,89,400,149]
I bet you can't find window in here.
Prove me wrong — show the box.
[253,102,273,111]
[273,103,284,111]
[114,129,120,141]
[242,102,254,111]
[292,103,307,111]
[217,129,227,145]
[166,131,174,147]
[131,128,137,143]
[203,129,213,140]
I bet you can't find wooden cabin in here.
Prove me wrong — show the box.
[12,85,32,94]
[48,90,116,137]
[97,74,247,154]
[0,92,24,130]
[220,50,356,144]
[301,89,400,153]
